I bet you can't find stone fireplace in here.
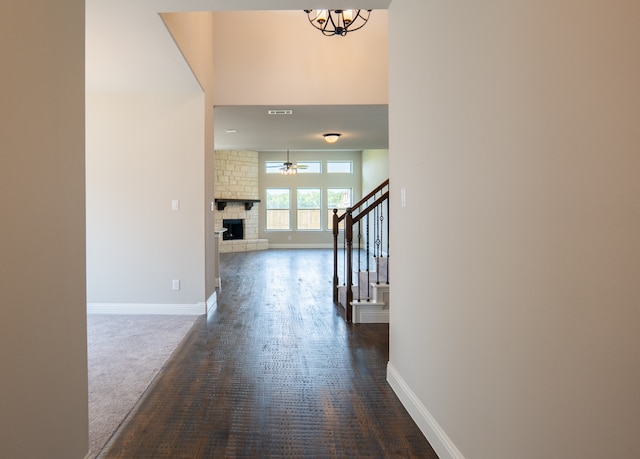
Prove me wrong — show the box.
[214,150,268,253]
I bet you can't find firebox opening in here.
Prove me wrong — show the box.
[222,219,244,240]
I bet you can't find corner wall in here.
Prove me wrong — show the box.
[388,1,640,458]
[86,92,206,313]
[0,1,88,457]
[162,11,218,301]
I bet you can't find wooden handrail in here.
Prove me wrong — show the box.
[332,179,389,322]
[336,179,389,224]
[352,191,389,225]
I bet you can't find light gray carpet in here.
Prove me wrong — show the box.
[87,314,198,458]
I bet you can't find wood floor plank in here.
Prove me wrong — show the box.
[99,249,438,458]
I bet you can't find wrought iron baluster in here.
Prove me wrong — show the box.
[386,195,390,284]
[375,203,381,285]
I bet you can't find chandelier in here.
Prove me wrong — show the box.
[303,9,372,36]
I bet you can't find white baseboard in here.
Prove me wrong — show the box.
[87,303,206,315]
[206,291,217,313]
[387,362,465,459]
[267,243,334,249]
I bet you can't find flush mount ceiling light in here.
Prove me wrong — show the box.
[303,10,372,36]
[323,133,342,144]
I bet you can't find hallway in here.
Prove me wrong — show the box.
[100,249,437,458]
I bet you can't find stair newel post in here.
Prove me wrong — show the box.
[345,207,354,322]
[332,208,339,303]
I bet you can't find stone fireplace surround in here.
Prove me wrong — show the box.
[214,150,268,253]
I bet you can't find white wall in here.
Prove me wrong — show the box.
[86,93,206,312]
[388,1,640,458]
[362,149,389,192]
[0,1,88,457]
[259,150,363,247]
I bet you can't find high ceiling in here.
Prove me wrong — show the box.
[86,1,391,152]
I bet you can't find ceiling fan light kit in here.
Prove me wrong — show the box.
[279,150,308,175]
[303,9,372,36]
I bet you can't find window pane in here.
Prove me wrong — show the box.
[267,209,290,230]
[327,188,351,208]
[266,189,290,230]
[327,188,351,230]
[297,210,321,230]
[296,161,321,173]
[265,161,283,173]
[327,161,352,173]
[297,188,321,230]
[297,188,321,209]
[266,189,290,209]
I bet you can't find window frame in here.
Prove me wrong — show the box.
[295,161,322,174]
[296,187,322,231]
[326,161,353,174]
[327,187,353,230]
[265,188,291,231]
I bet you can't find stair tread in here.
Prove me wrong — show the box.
[351,300,386,305]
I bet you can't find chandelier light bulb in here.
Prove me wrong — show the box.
[303,9,372,37]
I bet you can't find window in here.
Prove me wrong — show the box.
[327,188,352,230]
[265,188,290,230]
[296,188,321,230]
[327,161,352,174]
[296,161,322,173]
[265,162,284,174]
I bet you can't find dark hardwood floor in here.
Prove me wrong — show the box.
[99,249,438,458]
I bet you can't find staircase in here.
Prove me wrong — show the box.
[332,179,389,323]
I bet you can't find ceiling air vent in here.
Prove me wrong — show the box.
[267,109,293,115]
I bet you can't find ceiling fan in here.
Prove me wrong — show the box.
[268,150,308,174]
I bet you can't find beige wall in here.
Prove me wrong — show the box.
[388,1,640,458]
[212,10,388,106]
[162,12,218,299]
[0,1,88,457]
[86,92,206,310]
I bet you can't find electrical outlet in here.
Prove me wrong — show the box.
[172,279,180,291]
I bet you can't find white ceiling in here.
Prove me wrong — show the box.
[86,0,391,152]
[214,105,388,151]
